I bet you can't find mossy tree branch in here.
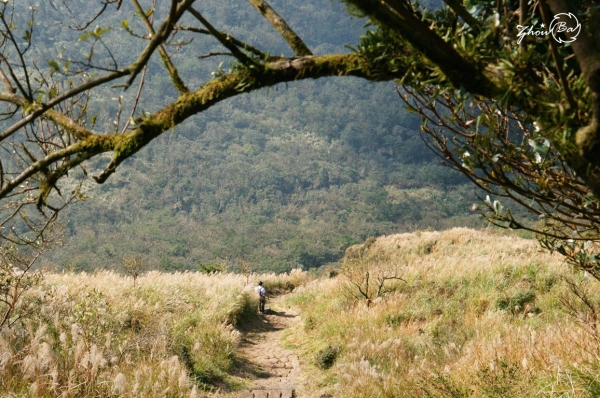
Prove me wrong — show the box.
[92,53,410,183]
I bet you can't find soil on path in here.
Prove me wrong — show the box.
[232,295,302,398]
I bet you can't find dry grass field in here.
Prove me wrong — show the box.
[284,228,600,397]
[3,228,600,397]
[0,269,306,397]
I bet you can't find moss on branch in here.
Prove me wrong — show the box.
[92,53,408,183]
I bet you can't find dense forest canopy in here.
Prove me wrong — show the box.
[49,78,485,272]
[0,0,598,272]
[33,0,484,272]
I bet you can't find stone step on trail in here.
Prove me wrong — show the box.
[238,389,293,398]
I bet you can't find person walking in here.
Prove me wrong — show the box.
[256,281,267,314]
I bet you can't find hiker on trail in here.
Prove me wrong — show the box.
[256,281,268,314]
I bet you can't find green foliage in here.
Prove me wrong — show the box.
[571,361,600,397]
[495,290,536,313]
[2,0,599,286]
[304,314,317,331]
[71,289,114,346]
[423,360,529,397]
[25,0,486,274]
[228,291,258,327]
[170,314,233,388]
[475,360,528,397]
[198,263,225,274]
[45,78,483,273]
[315,345,340,370]
[421,373,473,398]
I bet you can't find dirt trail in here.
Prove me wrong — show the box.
[233,295,302,398]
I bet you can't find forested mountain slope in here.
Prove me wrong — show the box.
[33,0,483,272]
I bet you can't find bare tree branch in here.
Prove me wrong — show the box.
[126,0,196,88]
[247,0,313,57]
[188,7,259,67]
[131,0,189,94]
[175,26,270,60]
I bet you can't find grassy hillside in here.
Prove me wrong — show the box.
[6,229,600,396]
[284,229,599,397]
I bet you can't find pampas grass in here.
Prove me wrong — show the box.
[5,227,600,397]
[0,269,307,397]
[287,228,600,397]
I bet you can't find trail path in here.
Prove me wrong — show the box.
[233,295,302,398]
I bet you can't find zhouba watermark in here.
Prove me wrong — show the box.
[517,13,581,45]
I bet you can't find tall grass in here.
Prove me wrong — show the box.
[6,228,598,397]
[286,228,600,397]
[0,269,308,397]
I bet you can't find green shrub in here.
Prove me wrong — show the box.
[475,360,526,397]
[495,289,536,313]
[304,314,317,331]
[198,262,225,273]
[315,345,340,370]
